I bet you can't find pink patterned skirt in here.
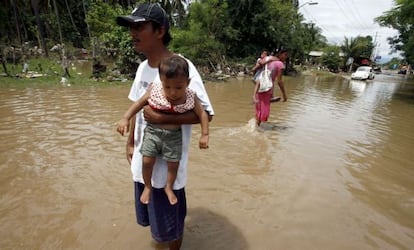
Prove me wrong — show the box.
[255,89,272,122]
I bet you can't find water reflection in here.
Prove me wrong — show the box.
[0,74,413,249]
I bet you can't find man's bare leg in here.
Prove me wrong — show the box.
[169,237,183,250]
[165,161,179,205]
[141,156,156,204]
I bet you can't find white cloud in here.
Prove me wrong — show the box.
[299,0,400,58]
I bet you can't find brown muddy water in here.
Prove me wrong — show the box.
[1,73,413,250]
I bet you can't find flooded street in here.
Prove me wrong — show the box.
[1,73,413,249]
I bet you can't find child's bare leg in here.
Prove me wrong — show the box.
[165,161,179,205]
[141,156,156,204]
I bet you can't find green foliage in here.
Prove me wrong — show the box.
[341,36,374,59]
[321,45,342,72]
[170,22,224,66]
[175,0,328,71]
[87,1,124,46]
[1,0,331,77]
[384,57,405,69]
[375,0,414,64]
[0,57,123,86]
[224,0,297,57]
[0,7,7,44]
[169,0,229,66]
[340,36,374,70]
[86,0,139,74]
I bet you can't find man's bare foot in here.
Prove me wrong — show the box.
[140,186,151,204]
[165,188,178,205]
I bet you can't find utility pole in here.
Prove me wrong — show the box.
[370,32,378,62]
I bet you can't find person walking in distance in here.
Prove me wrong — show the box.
[252,48,288,127]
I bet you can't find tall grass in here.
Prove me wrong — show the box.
[0,57,124,87]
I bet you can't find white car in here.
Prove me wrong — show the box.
[351,66,375,80]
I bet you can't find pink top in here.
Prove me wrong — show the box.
[268,61,285,81]
[148,82,196,113]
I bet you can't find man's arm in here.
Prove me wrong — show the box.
[142,105,213,125]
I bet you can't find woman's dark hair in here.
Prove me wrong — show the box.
[159,55,189,79]
[277,48,289,55]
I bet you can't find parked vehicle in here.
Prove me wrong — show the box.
[373,66,382,73]
[397,65,412,75]
[351,66,375,80]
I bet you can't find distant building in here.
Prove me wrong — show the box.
[308,51,345,66]
[309,51,324,57]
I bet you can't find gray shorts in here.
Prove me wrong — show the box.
[140,124,182,162]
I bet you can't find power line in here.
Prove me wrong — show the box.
[301,7,337,41]
[348,0,372,30]
[333,0,361,31]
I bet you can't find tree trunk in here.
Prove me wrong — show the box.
[64,0,79,35]
[31,0,48,57]
[0,55,10,77]
[10,0,22,45]
[82,0,92,49]
[52,0,64,45]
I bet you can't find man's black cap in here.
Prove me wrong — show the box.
[116,3,170,31]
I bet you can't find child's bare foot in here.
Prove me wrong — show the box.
[140,186,151,204]
[165,187,178,205]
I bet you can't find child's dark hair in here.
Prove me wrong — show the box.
[159,55,189,79]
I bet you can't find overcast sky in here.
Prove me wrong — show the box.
[298,0,399,59]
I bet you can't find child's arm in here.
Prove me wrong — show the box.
[117,90,150,136]
[264,56,279,63]
[193,97,209,149]
[252,61,261,75]
[258,56,278,65]
[142,105,212,125]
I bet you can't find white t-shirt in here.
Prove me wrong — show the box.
[128,57,214,189]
